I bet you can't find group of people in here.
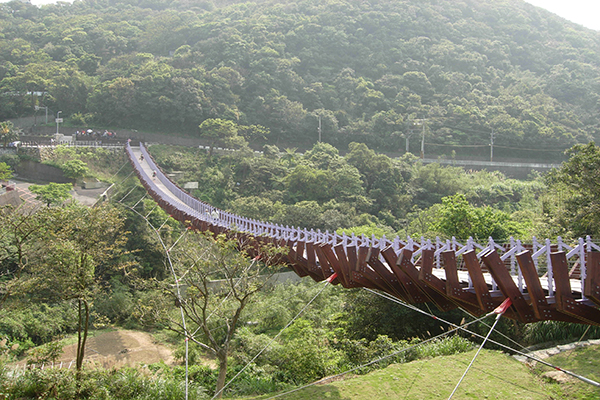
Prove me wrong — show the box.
[75,129,118,138]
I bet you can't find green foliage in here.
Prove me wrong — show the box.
[415,335,473,359]
[543,142,600,238]
[0,303,77,346]
[0,0,598,155]
[60,159,90,180]
[28,182,72,206]
[523,321,600,346]
[431,194,523,241]
[93,277,135,325]
[0,162,12,181]
[0,121,19,147]
[199,118,247,155]
[26,340,64,365]
[337,223,396,240]
[0,153,19,170]
[273,319,345,384]
[0,368,208,400]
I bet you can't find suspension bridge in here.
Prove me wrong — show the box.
[125,142,600,327]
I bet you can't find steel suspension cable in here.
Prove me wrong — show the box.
[117,186,137,203]
[367,288,530,354]
[364,288,600,388]
[263,323,458,399]
[448,299,511,399]
[211,276,336,399]
[123,205,191,400]
[116,169,135,186]
[108,160,130,181]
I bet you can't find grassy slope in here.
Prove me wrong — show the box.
[535,345,600,400]
[243,348,600,400]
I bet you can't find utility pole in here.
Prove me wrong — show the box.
[55,111,62,135]
[490,129,495,162]
[420,121,426,159]
[318,114,322,143]
[406,129,412,153]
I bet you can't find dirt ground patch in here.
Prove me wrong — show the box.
[50,330,176,369]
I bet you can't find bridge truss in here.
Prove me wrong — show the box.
[126,142,600,326]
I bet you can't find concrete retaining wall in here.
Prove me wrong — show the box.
[15,160,70,183]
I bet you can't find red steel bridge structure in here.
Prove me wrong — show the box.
[126,142,600,326]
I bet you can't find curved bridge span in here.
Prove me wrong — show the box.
[126,142,600,326]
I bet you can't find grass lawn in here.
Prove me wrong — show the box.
[244,349,557,400]
[534,345,600,400]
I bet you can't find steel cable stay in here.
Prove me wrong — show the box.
[365,288,531,355]
[364,288,600,389]
[109,160,131,182]
[116,169,135,187]
[116,186,137,203]
[212,275,337,399]
[262,324,457,400]
[122,204,191,400]
[447,298,512,399]
[183,279,329,345]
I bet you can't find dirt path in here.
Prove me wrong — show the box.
[56,330,175,369]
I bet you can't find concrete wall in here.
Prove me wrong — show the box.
[15,160,70,183]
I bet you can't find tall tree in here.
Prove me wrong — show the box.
[154,232,283,398]
[31,203,128,373]
[199,118,247,158]
[29,182,72,206]
[0,204,42,310]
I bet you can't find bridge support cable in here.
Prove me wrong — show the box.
[157,216,171,231]
[116,169,135,187]
[117,186,137,204]
[365,288,530,354]
[263,323,460,400]
[109,160,131,182]
[212,274,337,400]
[167,228,189,253]
[122,204,191,400]
[144,204,159,219]
[131,194,147,209]
[448,298,512,400]
[365,288,600,389]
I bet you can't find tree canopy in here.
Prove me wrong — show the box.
[0,0,599,159]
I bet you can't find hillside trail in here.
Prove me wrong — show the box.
[14,330,176,370]
[61,329,175,369]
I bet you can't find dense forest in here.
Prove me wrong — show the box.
[2,0,600,159]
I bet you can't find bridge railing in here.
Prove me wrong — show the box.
[127,142,593,298]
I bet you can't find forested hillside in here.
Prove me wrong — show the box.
[2,0,600,158]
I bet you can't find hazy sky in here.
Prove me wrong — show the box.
[524,0,600,30]
[17,0,600,31]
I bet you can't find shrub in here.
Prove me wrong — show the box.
[523,321,600,346]
[415,335,474,359]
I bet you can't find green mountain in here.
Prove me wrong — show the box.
[2,0,599,158]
